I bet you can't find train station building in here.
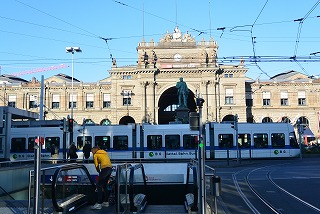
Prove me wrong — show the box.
[0,27,319,141]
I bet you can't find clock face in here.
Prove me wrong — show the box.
[174,54,182,62]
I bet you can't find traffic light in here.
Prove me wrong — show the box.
[68,118,74,132]
[60,118,67,132]
[196,97,205,107]
[189,112,199,131]
[231,114,238,131]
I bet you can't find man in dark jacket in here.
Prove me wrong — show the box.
[83,141,91,161]
[67,143,78,163]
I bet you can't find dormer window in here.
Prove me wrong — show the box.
[123,75,132,80]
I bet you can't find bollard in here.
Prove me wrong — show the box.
[211,176,221,197]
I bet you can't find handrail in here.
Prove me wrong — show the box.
[116,163,131,213]
[0,185,15,200]
[129,163,147,212]
[186,162,198,211]
[190,159,216,175]
[51,164,96,212]
[28,163,80,214]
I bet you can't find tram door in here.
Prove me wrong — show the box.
[0,112,5,159]
[0,136,4,159]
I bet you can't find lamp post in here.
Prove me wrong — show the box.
[66,47,81,146]
[66,47,82,119]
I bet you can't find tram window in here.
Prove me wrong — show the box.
[165,135,180,150]
[95,136,110,150]
[11,138,26,152]
[0,137,3,153]
[271,133,285,148]
[147,135,162,150]
[28,137,36,152]
[113,136,128,150]
[218,134,233,148]
[77,136,92,150]
[183,134,197,149]
[289,132,299,148]
[253,133,268,148]
[238,134,251,148]
[44,137,60,152]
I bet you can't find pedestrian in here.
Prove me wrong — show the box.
[51,143,59,164]
[83,141,91,162]
[91,146,113,210]
[67,142,78,163]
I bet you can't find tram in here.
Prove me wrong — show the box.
[8,122,300,161]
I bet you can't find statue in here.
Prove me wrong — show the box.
[172,26,182,40]
[176,77,189,108]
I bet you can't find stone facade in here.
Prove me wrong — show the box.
[1,27,319,139]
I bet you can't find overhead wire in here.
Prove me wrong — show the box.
[3,1,320,80]
[293,0,320,57]
[13,0,117,62]
[111,0,206,37]
[13,0,101,39]
[292,0,320,76]
[250,0,271,78]
[0,15,96,39]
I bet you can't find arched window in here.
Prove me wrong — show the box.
[262,117,273,123]
[84,119,95,125]
[100,119,111,126]
[297,116,309,127]
[281,117,291,123]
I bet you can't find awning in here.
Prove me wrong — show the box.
[303,127,314,137]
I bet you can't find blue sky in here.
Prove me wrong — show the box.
[1,0,320,82]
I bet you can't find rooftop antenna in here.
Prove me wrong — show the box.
[175,0,178,26]
[209,0,212,38]
[142,2,145,40]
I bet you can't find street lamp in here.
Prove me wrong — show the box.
[66,47,81,147]
[66,47,82,119]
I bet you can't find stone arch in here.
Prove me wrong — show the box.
[83,119,95,125]
[157,86,196,124]
[280,116,291,123]
[119,115,135,125]
[156,82,198,105]
[296,116,309,127]
[221,114,235,122]
[262,117,273,123]
[100,119,111,126]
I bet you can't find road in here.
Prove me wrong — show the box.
[206,158,320,214]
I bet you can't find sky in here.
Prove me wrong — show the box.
[1,0,320,82]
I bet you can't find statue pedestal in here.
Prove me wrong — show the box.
[175,107,190,124]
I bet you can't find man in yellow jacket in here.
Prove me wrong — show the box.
[91,146,113,210]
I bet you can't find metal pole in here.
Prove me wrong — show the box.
[70,52,74,147]
[62,118,67,161]
[82,118,85,161]
[197,97,205,214]
[33,137,41,214]
[235,114,239,164]
[298,120,303,160]
[39,75,44,120]
[71,52,74,119]
[236,129,239,163]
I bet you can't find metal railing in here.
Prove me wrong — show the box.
[128,163,147,213]
[186,162,199,212]
[116,163,131,214]
[27,163,94,214]
[189,159,218,214]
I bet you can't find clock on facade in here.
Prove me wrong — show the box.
[174,53,182,62]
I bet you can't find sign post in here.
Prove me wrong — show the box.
[33,136,44,214]
[196,97,205,214]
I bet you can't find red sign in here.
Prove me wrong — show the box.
[64,175,78,182]
[35,137,45,145]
